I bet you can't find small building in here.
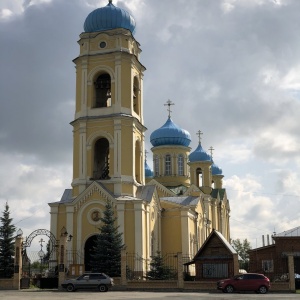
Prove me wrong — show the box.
[248,226,300,282]
[185,229,239,280]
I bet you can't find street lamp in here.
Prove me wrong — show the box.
[38,249,45,274]
[17,228,23,237]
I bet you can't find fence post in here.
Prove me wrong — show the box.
[58,227,68,290]
[120,248,127,286]
[13,235,23,290]
[287,254,295,291]
[177,252,184,289]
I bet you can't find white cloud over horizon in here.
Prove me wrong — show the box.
[1,0,300,250]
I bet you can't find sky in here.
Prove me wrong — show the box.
[1,0,300,251]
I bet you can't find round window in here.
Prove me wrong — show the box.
[99,41,107,48]
[91,210,101,222]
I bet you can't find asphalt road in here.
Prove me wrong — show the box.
[0,290,299,300]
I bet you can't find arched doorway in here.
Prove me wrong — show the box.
[84,235,98,271]
[21,229,58,289]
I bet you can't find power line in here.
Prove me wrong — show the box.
[225,188,300,199]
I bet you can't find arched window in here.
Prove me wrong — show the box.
[94,73,111,108]
[178,154,184,176]
[154,155,159,176]
[135,140,141,183]
[196,167,203,187]
[93,138,110,180]
[165,154,171,176]
[133,76,140,115]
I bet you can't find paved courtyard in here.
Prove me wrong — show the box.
[0,290,299,300]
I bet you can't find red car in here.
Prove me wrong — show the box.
[217,273,270,294]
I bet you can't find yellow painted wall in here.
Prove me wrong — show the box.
[161,207,182,254]
[152,145,190,187]
[124,202,135,253]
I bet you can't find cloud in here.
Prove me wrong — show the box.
[1,0,300,249]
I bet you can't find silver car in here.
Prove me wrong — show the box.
[61,273,114,292]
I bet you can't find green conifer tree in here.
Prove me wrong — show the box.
[0,202,16,278]
[146,252,176,280]
[91,201,124,277]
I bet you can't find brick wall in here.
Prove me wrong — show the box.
[0,278,16,290]
[120,280,290,291]
[126,280,178,290]
[249,236,300,283]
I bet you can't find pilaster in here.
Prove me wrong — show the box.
[13,236,23,290]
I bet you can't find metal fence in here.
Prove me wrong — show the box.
[66,250,85,266]
[126,252,179,280]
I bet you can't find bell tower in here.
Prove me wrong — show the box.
[71,1,146,197]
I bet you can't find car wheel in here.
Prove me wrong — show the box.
[225,285,234,293]
[66,284,75,292]
[98,284,108,292]
[258,285,268,294]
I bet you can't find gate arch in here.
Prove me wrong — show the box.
[23,229,57,255]
[21,229,58,289]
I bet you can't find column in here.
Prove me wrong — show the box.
[13,236,23,290]
[66,206,74,254]
[288,254,295,291]
[58,228,68,290]
[117,202,125,244]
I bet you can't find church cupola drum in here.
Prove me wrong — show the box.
[71,0,146,197]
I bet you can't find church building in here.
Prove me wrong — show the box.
[49,0,231,272]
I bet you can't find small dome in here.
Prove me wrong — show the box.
[189,144,211,162]
[145,161,153,177]
[212,162,223,175]
[84,1,136,34]
[150,118,191,147]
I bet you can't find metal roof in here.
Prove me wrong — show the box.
[60,189,73,203]
[189,143,211,162]
[150,118,191,147]
[161,196,198,206]
[275,226,300,237]
[84,1,136,34]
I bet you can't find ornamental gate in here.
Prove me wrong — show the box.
[21,229,58,289]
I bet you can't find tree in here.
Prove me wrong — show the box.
[0,202,16,278]
[91,201,124,277]
[43,240,50,263]
[146,252,176,280]
[231,238,251,271]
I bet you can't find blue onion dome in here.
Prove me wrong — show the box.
[212,162,223,175]
[145,160,153,177]
[189,143,211,162]
[84,0,136,34]
[150,118,191,147]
